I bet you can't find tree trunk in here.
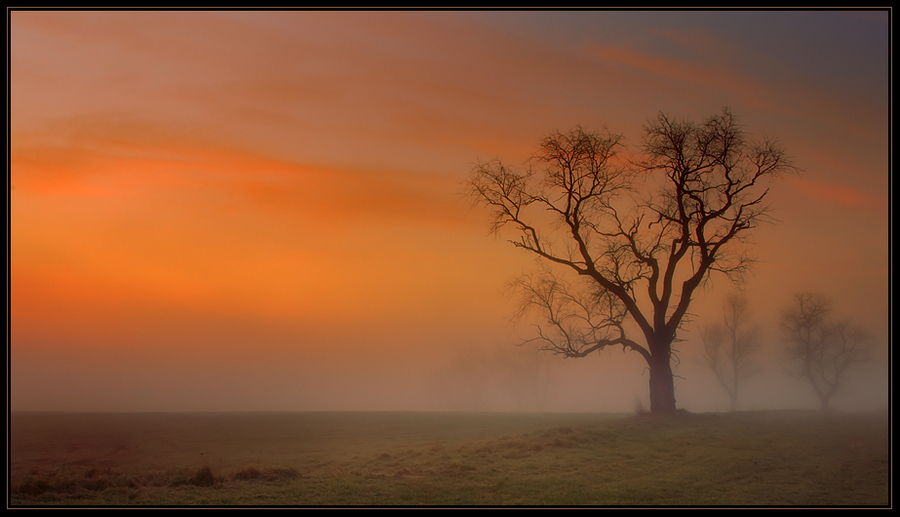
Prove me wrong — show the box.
[648,349,677,415]
[730,376,739,412]
[820,389,834,411]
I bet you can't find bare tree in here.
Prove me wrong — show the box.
[782,292,871,411]
[467,108,794,415]
[700,293,761,411]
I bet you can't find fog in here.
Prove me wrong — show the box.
[11,282,889,415]
[10,341,888,415]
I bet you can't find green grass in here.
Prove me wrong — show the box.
[8,410,890,507]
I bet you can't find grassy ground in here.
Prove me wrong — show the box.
[8,410,890,507]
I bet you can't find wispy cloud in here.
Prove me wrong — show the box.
[11,113,466,227]
[785,176,877,209]
[586,44,775,112]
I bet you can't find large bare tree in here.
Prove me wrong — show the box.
[781,292,871,411]
[467,108,794,415]
[700,293,761,411]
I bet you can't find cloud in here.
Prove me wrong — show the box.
[11,113,467,227]
[785,176,876,209]
[586,44,776,112]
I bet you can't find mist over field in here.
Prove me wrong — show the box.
[9,9,889,417]
[12,309,889,414]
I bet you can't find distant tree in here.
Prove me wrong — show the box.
[467,108,795,415]
[700,293,761,411]
[781,292,871,411]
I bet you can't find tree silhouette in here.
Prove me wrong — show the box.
[467,108,794,415]
[781,292,871,410]
[700,293,761,411]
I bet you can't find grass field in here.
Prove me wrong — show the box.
[8,409,890,507]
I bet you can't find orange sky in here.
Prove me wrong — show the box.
[9,10,890,412]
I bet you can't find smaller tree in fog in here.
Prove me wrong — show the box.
[781,292,871,411]
[700,293,761,411]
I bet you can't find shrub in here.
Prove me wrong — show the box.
[189,466,217,487]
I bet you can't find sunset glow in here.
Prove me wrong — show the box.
[10,9,889,413]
